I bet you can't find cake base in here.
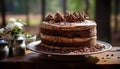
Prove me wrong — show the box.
[38,43,105,55]
[27,40,112,55]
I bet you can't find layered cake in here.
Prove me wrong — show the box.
[40,11,97,50]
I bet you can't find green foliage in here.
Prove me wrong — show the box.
[16,19,26,25]
[25,33,32,38]
[67,0,96,19]
[67,0,85,12]
[12,28,23,37]
[46,0,62,14]
[89,0,96,19]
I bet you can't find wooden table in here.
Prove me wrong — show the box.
[0,47,120,69]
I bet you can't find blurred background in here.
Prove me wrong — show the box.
[0,0,120,46]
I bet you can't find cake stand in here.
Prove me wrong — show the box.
[27,40,112,62]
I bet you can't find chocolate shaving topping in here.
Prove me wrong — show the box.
[73,11,79,17]
[81,11,90,20]
[79,13,85,22]
[54,12,65,22]
[64,11,70,19]
[66,11,71,15]
[45,11,90,23]
[73,11,79,21]
[84,14,90,20]
[45,14,54,22]
[65,14,77,22]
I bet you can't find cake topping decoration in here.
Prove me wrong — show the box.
[79,13,85,22]
[73,11,79,21]
[64,11,70,21]
[65,14,77,22]
[45,11,90,23]
[64,11,70,19]
[54,12,65,22]
[45,14,54,22]
[79,11,90,21]
[81,11,90,20]
[73,11,79,17]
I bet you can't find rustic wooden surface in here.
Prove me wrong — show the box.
[0,47,120,69]
[1,47,120,64]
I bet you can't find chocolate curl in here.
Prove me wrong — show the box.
[65,13,77,22]
[81,11,90,20]
[45,14,54,22]
[64,11,70,17]
[54,11,65,22]
[73,11,79,21]
[79,13,85,22]
[66,11,71,15]
[73,11,79,17]
[64,11,70,21]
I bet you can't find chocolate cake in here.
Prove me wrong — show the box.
[40,11,97,50]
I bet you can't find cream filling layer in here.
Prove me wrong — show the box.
[41,20,96,31]
[41,33,97,43]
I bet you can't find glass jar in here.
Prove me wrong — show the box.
[0,38,9,60]
[13,36,26,56]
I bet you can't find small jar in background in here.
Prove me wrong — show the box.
[13,36,26,56]
[25,34,36,44]
[0,39,9,60]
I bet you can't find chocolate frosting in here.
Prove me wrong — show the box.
[45,11,90,23]
[73,11,79,21]
[79,13,85,22]
[66,14,77,22]
[54,12,65,22]
[81,11,90,20]
[45,14,54,22]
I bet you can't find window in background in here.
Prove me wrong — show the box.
[5,0,41,26]
[29,0,41,26]
[5,0,26,24]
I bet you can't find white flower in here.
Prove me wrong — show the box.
[5,22,15,31]
[0,28,5,33]
[5,18,24,31]
[14,22,23,29]
[9,18,16,23]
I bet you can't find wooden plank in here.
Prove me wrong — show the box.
[1,47,120,64]
[1,47,120,68]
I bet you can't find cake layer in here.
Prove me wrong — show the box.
[41,38,96,47]
[40,33,96,43]
[40,43,92,50]
[41,20,96,31]
[40,34,96,47]
[40,20,97,48]
[41,26,96,38]
[40,20,96,38]
[39,43,104,53]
